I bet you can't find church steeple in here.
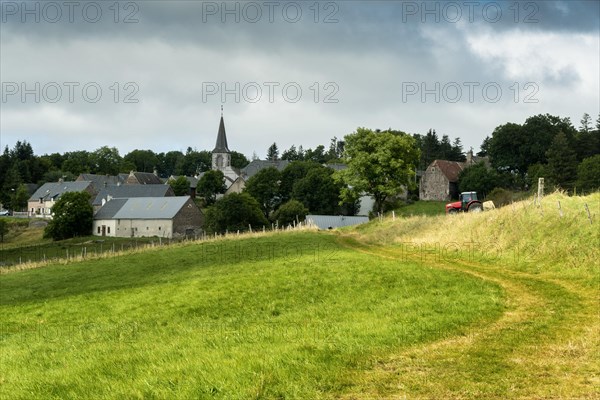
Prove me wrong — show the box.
[212,107,231,171]
[213,107,230,153]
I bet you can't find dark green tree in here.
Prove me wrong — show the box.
[271,200,309,226]
[546,132,578,191]
[458,162,500,198]
[62,151,93,175]
[157,151,185,177]
[43,192,93,240]
[91,146,123,175]
[179,148,211,175]
[478,136,491,157]
[230,151,250,169]
[266,143,279,161]
[244,167,281,217]
[197,170,226,206]
[204,193,268,234]
[279,161,321,202]
[169,176,191,196]
[124,149,159,173]
[576,155,600,192]
[292,167,341,214]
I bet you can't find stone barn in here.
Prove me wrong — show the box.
[93,196,203,238]
[419,160,466,201]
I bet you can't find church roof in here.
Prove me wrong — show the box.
[213,116,230,153]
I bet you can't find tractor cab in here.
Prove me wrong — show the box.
[446,191,483,214]
[460,191,478,207]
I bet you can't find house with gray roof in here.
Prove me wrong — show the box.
[28,180,94,218]
[93,196,203,238]
[92,184,174,211]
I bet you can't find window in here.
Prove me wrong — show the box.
[97,226,101,234]
[107,227,110,234]
[158,226,161,231]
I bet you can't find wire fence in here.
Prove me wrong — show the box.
[0,221,315,269]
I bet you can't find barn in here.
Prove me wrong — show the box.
[93,196,203,238]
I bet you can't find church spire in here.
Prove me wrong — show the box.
[213,107,230,153]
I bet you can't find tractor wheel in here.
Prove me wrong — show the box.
[448,208,459,215]
[468,203,483,213]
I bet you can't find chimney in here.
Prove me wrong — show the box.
[153,168,158,176]
[466,149,473,164]
[58,177,64,183]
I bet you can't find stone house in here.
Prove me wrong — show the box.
[419,151,490,201]
[93,196,203,238]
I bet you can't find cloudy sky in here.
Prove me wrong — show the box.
[1,0,598,158]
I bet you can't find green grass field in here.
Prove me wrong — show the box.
[393,200,447,217]
[1,192,598,399]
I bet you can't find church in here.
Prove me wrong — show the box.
[207,111,290,195]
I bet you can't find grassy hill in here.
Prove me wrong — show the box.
[1,192,598,399]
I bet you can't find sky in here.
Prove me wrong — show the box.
[1,0,599,159]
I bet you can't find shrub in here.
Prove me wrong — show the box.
[271,200,309,227]
[485,187,513,208]
[43,192,93,240]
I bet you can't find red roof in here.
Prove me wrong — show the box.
[431,160,466,182]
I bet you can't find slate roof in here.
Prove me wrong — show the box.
[93,198,128,219]
[29,181,92,202]
[77,174,122,190]
[431,160,466,182]
[306,215,369,230]
[241,160,290,179]
[131,172,162,185]
[93,185,174,206]
[94,196,192,220]
[213,116,230,153]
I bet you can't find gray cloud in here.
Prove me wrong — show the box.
[1,1,598,156]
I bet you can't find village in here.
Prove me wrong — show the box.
[11,110,493,240]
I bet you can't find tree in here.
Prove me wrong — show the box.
[271,200,308,226]
[292,167,341,214]
[336,128,420,214]
[12,184,29,211]
[267,143,279,161]
[158,151,185,177]
[576,155,600,193]
[91,146,123,175]
[169,176,190,196]
[197,170,226,206]
[62,150,93,175]
[488,114,578,179]
[230,151,250,169]
[579,113,592,133]
[478,136,491,157]
[279,161,321,202]
[244,167,281,217]
[281,145,300,161]
[546,132,578,191]
[204,193,268,234]
[124,149,159,173]
[458,162,500,198]
[0,219,7,242]
[44,192,93,240]
[179,148,211,175]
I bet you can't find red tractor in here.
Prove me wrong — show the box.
[446,191,483,214]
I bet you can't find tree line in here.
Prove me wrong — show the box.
[459,113,600,196]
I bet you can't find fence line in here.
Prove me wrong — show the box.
[0,224,316,270]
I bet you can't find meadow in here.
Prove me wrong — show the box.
[0,192,598,399]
